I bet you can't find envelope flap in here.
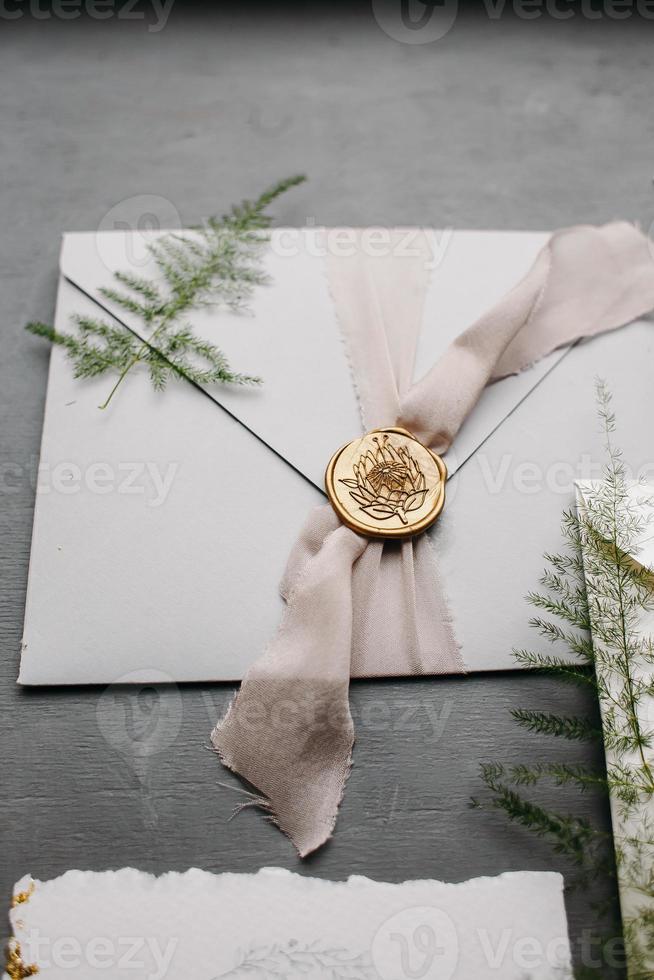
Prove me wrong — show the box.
[61,229,360,490]
[576,481,654,570]
[60,227,569,491]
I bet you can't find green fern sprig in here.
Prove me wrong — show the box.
[510,708,603,742]
[478,763,605,868]
[511,649,597,686]
[477,380,654,978]
[26,174,306,409]
[507,761,608,792]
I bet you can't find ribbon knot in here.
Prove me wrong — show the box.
[212,222,654,856]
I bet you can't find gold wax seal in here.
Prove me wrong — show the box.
[325,427,446,539]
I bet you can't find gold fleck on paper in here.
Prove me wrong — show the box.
[4,940,38,979]
[11,883,35,909]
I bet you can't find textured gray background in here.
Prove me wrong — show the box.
[2,3,653,970]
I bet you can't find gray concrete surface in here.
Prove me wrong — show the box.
[2,4,653,972]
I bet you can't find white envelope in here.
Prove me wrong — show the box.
[19,228,653,684]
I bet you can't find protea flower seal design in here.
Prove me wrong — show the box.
[343,435,427,525]
[325,427,447,539]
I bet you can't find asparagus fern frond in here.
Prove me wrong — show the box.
[26,174,306,408]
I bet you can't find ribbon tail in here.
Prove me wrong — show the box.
[350,535,463,677]
[211,517,368,857]
[400,221,654,453]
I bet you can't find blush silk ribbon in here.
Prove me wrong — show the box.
[212,222,654,856]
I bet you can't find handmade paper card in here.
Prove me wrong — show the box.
[19,223,654,685]
[576,481,654,976]
[6,867,573,980]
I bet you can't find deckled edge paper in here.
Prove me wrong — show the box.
[5,867,572,979]
[576,482,654,976]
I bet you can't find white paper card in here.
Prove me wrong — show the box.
[576,482,654,976]
[7,867,572,980]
